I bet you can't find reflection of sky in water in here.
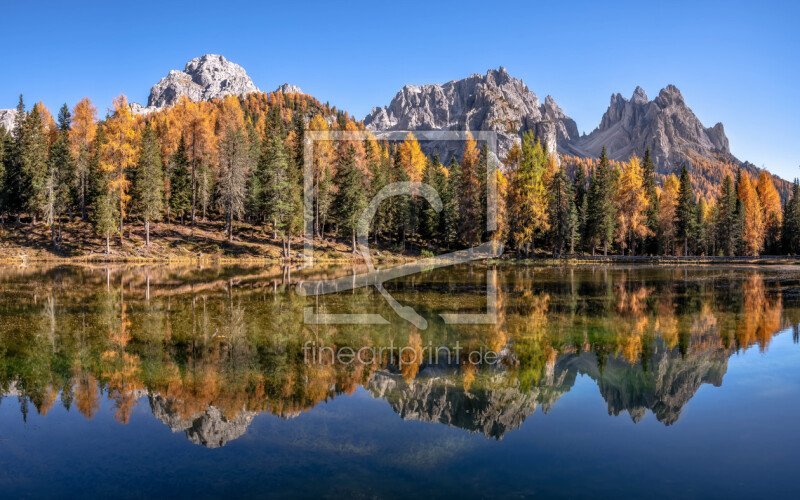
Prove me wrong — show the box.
[1,331,798,498]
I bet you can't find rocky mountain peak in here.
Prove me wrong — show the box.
[364,67,573,159]
[566,84,732,174]
[275,83,303,94]
[631,86,648,104]
[146,54,258,108]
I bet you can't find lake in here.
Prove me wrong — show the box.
[0,263,798,498]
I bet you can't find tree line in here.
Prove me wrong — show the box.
[0,90,797,258]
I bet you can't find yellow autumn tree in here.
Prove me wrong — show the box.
[309,114,335,236]
[184,99,217,223]
[614,155,650,255]
[70,97,98,220]
[398,132,426,182]
[659,174,679,255]
[757,171,782,252]
[101,95,140,244]
[738,173,764,255]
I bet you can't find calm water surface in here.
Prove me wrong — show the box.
[0,264,799,498]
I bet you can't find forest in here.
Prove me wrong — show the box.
[0,90,798,259]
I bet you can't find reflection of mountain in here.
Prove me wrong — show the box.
[564,345,728,425]
[365,342,731,438]
[368,362,576,439]
[0,265,797,447]
[149,395,256,448]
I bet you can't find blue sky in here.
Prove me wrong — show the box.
[4,0,799,178]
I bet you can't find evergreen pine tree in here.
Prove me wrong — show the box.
[44,104,74,248]
[265,129,302,257]
[134,123,164,246]
[334,145,368,252]
[586,147,616,256]
[716,174,738,255]
[217,128,252,242]
[675,164,696,256]
[548,167,577,256]
[642,148,660,254]
[169,137,191,225]
[442,157,461,249]
[21,105,50,224]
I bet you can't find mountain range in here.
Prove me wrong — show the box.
[0,55,789,200]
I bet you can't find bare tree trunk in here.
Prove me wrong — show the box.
[145,219,150,246]
[106,231,110,255]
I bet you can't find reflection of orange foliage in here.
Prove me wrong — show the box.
[737,275,782,352]
[401,331,423,383]
[462,363,477,391]
[74,373,101,420]
[36,385,60,416]
[655,298,679,349]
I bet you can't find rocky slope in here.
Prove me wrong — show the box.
[0,108,17,132]
[364,67,577,159]
[275,83,303,94]
[564,85,731,171]
[146,54,259,108]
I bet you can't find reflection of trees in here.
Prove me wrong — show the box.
[0,265,798,444]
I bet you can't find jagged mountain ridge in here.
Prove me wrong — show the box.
[564,85,730,168]
[364,67,577,160]
[1,58,789,199]
[365,68,790,200]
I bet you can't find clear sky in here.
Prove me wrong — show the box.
[4,0,799,178]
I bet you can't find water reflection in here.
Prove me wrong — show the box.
[0,264,798,445]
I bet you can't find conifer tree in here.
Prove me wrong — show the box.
[586,147,616,256]
[217,127,251,242]
[782,180,800,254]
[675,164,696,256]
[659,174,679,255]
[334,144,368,252]
[22,104,50,224]
[458,134,484,249]
[70,98,97,221]
[614,156,650,255]
[169,137,191,224]
[100,96,138,244]
[641,148,660,254]
[716,174,738,255]
[442,157,461,249]
[508,132,548,257]
[573,163,588,253]
[92,126,118,255]
[548,167,577,256]
[0,125,9,229]
[757,171,782,254]
[7,95,27,222]
[265,129,302,257]
[134,123,164,246]
[738,173,764,256]
[44,104,74,247]
[420,155,442,241]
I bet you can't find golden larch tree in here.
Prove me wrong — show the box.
[70,97,98,221]
[100,95,140,244]
[738,173,764,255]
[659,174,679,255]
[614,155,650,255]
